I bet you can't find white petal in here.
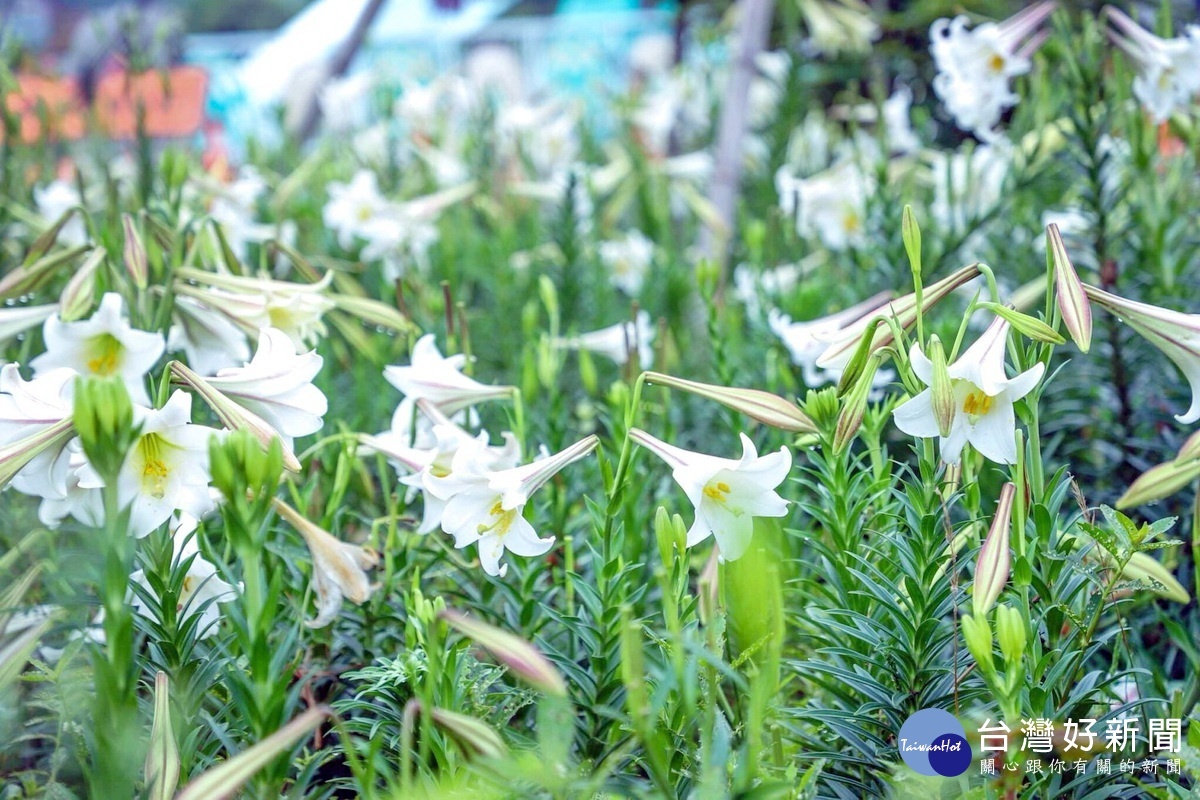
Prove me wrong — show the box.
[892,389,942,438]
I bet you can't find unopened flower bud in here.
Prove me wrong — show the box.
[1047,223,1091,353]
[981,302,1064,345]
[72,376,135,479]
[59,248,103,322]
[440,609,568,697]
[927,335,955,438]
[833,354,881,452]
[642,370,816,433]
[653,506,687,569]
[144,671,180,800]
[122,213,149,290]
[960,613,994,676]
[1118,552,1190,604]
[973,483,1015,616]
[428,707,508,760]
[994,604,1026,666]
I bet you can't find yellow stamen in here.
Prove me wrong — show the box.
[85,333,123,376]
[703,480,732,503]
[962,389,994,419]
[137,433,171,499]
[988,53,1006,73]
[477,500,518,537]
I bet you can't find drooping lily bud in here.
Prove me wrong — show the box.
[927,335,955,438]
[980,302,1064,345]
[973,482,1015,617]
[642,371,816,433]
[440,609,568,697]
[1047,223,1091,353]
[59,249,103,322]
[428,707,508,760]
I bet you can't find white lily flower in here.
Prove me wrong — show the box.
[629,429,791,562]
[929,2,1056,140]
[37,439,103,528]
[273,498,379,628]
[555,311,655,368]
[202,327,326,448]
[0,364,78,500]
[383,334,514,417]
[130,514,236,638]
[118,391,221,538]
[1105,6,1200,123]
[383,420,521,535]
[927,142,1012,235]
[323,170,393,251]
[33,180,87,245]
[598,230,654,296]
[0,304,57,351]
[30,293,164,405]
[167,295,252,376]
[893,317,1044,464]
[434,436,599,577]
[173,271,334,350]
[775,160,872,251]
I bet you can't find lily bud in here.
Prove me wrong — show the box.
[0,418,75,491]
[973,483,1015,617]
[59,248,103,322]
[902,204,922,277]
[800,386,840,433]
[72,376,135,479]
[440,609,568,697]
[642,370,816,433]
[817,263,981,373]
[834,317,883,395]
[1047,224,1091,353]
[122,213,148,290]
[428,707,508,760]
[328,293,415,333]
[980,302,1064,345]
[697,549,720,625]
[144,672,180,800]
[27,207,83,263]
[833,354,881,452]
[1118,552,1190,604]
[0,245,90,301]
[1117,456,1200,508]
[927,335,955,438]
[653,506,687,569]
[175,707,330,800]
[170,361,302,473]
[960,613,994,676]
[994,604,1026,666]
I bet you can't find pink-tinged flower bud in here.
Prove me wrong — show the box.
[144,671,180,800]
[440,609,568,697]
[428,707,508,760]
[175,707,330,800]
[1048,223,1091,353]
[927,336,955,438]
[122,213,149,290]
[973,482,1015,616]
[642,370,816,433]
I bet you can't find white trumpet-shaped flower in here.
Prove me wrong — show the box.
[37,439,103,528]
[202,328,327,448]
[31,293,165,405]
[383,334,514,416]
[629,429,792,562]
[0,364,78,499]
[1105,6,1200,123]
[555,311,655,367]
[598,231,654,296]
[433,436,599,577]
[893,317,1044,464]
[130,514,237,637]
[274,498,379,628]
[118,391,221,538]
[167,295,252,376]
[929,2,1056,140]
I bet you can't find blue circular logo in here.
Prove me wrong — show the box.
[898,708,972,777]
